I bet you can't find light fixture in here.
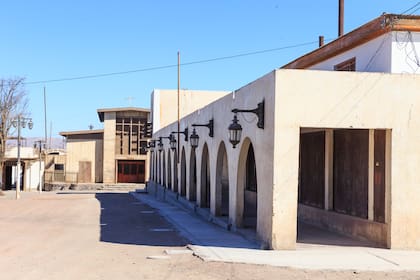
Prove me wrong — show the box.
[190,128,199,149]
[228,100,264,148]
[158,138,164,152]
[170,134,177,150]
[231,100,264,129]
[228,114,242,148]
[158,135,173,152]
[172,127,189,142]
[192,119,214,137]
[148,139,156,152]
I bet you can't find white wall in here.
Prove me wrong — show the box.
[309,31,420,74]
[391,31,420,74]
[309,34,393,73]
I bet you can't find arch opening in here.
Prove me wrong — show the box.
[216,142,229,216]
[200,144,211,208]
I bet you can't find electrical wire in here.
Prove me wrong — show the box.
[400,2,420,15]
[24,39,327,85]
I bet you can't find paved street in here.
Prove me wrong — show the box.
[0,190,419,280]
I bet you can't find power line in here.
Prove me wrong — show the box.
[24,40,326,85]
[401,2,420,15]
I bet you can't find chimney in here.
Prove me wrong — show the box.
[338,0,344,36]
[319,36,325,47]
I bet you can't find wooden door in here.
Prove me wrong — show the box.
[79,161,92,183]
[117,161,145,183]
[374,130,386,223]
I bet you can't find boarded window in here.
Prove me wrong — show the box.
[299,131,325,209]
[333,129,368,219]
[334,57,356,71]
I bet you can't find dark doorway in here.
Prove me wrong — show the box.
[200,144,210,208]
[180,148,186,197]
[189,149,197,202]
[243,144,257,228]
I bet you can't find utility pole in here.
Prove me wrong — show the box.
[177,52,180,164]
[34,140,45,193]
[44,86,48,149]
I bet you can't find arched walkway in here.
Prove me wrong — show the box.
[173,149,178,192]
[200,143,211,208]
[162,150,166,187]
[216,142,229,216]
[189,149,197,202]
[167,149,172,190]
[237,139,257,228]
[180,147,186,197]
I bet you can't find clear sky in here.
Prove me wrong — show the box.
[1,1,419,139]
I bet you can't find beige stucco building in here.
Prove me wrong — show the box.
[60,107,150,184]
[147,14,420,250]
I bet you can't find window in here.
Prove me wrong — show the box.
[54,164,64,171]
[334,57,356,71]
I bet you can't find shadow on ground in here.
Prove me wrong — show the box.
[94,192,189,246]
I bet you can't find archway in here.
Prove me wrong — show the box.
[173,149,178,192]
[189,149,197,202]
[162,150,166,187]
[154,152,157,182]
[200,143,210,208]
[167,149,172,190]
[180,147,186,197]
[157,151,161,184]
[237,139,257,228]
[216,142,229,216]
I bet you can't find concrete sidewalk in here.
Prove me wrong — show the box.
[131,192,420,272]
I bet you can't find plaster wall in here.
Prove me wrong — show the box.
[152,73,276,247]
[65,139,103,183]
[24,161,44,191]
[102,112,116,183]
[391,31,420,74]
[150,89,230,132]
[274,69,420,249]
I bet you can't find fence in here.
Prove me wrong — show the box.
[44,171,78,184]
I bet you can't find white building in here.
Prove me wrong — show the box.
[147,14,420,250]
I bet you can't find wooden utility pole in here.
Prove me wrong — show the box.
[177,52,180,164]
[44,86,48,149]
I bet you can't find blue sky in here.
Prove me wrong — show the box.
[1,1,419,138]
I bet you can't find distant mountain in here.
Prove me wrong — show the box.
[6,137,66,150]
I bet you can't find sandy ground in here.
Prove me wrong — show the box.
[0,191,419,280]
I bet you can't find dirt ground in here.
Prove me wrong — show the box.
[0,191,419,280]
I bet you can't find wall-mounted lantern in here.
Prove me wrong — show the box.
[158,135,172,152]
[189,119,214,149]
[190,128,199,149]
[169,134,177,150]
[146,139,157,152]
[228,114,242,148]
[228,100,264,148]
[172,127,189,142]
[192,119,214,137]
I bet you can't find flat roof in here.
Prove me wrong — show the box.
[97,107,150,122]
[282,14,420,69]
[59,129,104,137]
